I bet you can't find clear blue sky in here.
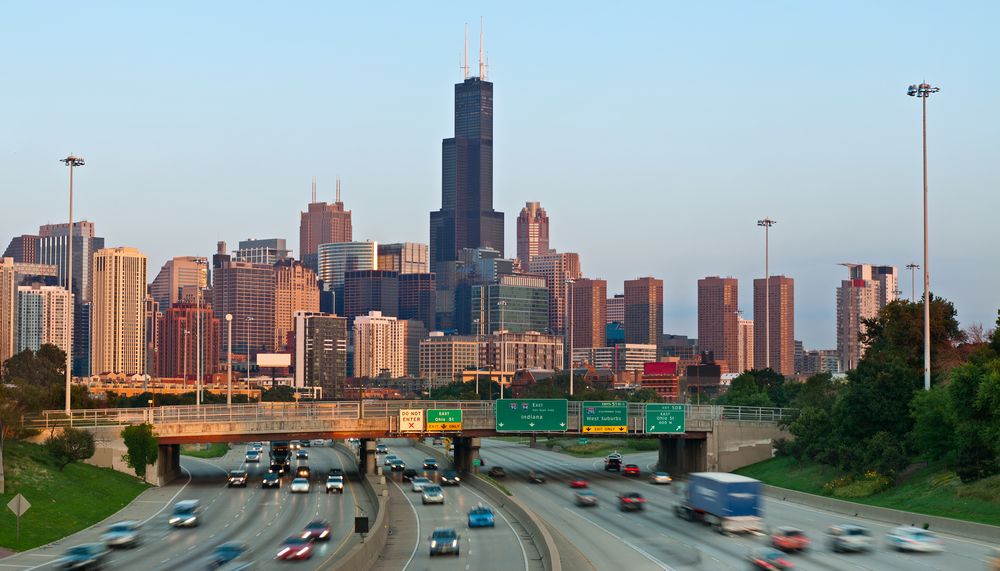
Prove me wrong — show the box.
[2,1,998,348]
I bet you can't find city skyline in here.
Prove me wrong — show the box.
[2,3,998,348]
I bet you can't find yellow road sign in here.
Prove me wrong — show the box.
[582,425,627,433]
[427,422,462,431]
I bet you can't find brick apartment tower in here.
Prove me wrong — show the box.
[274,259,320,351]
[157,303,219,380]
[528,252,582,335]
[299,179,353,271]
[753,275,794,375]
[571,278,607,349]
[516,202,550,269]
[624,277,663,345]
[697,277,740,371]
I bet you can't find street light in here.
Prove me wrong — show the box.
[497,300,507,399]
[226,314,233,406]
[245,316,254,385]
[60,155,84,414]
[183,329,190,387]
[907,82,939,391]
[196,288,204,407]
[905,263,920,303]
[756,218,776,369]
[472,317,482,398]
[564,278,575,396]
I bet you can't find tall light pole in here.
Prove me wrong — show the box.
[905,263,920,302]
[472,317,481,398]
[196,288,203,407]
[245,316,254,385]
[565,279,575,396]
[60,155,84,414]
[757,218,776,370]
[183,329,190,387]
[498,300,507,399]
[225,314,233,406]
[908,82,939,391]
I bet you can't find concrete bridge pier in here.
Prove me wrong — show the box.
[359,439,378,476]
[657,437,707,477]
[452,437,481,474]
[154,444,182,486]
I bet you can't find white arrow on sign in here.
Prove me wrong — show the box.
[648,426,656,431]
[498,422,504,427]
[528,422,535,427]
[559,422,566,427]
[7,494,30,517]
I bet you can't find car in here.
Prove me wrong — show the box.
[618,492,646,511]
[296,449,309,460]
[289,441,302,450]
[310,439,326,447]
[605,456,622,471]
[205,541,249,570]
[101,521,141,549]
[826,524,873,553]
[248,441,263,449]
[771,527,810,552]
[269,462,289,476]
[747,547,794,570]
[487,466,506,478]
[168,500,201,527]
[423,458,439,471]
[441,469,461,486]
[429,528,460,556]
[528,470,546,484]
[296,466,311,479]
[384,454,400,466]
[422,485,445,504]
[328,468,344,477]
[432,437,443,445]
[376,444,389,454]
[290,477,311,493]
[325,475,344,494]
[390,459,406,471]
[245,450,260,463]
[649,471,672,485]
[623,464,641,476]
[886,526,943,553]
[569,478,588,489]
[275,536,313,560]
[227,470,248,488]
[402,468,419,482]
[467,505,495,528]
[262,473,281,489]
[411,477,432,492]
[57,543,110,570]
[575,490,598,507]
[301,439,311,447]
[301,520,332,541]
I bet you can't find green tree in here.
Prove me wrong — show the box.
[627,388,661,403]
[262,385,295,402]
[860,296,965,378]
[121,424,159,481]
[861,431,908,477]
[45,427,96,471]
[909,387,956,464]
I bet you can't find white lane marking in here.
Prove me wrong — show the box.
[562,506,676,570]
[391,477,422,571]
[462,484,530,571]
[140,466,193,525]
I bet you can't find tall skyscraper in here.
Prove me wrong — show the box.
[607,293,625,325]
[378,243,429,274]
[234,238,290,265]
[299,179,353,271]
[353,311,407,378]
[91,247,148,376]
[697,277,740,370]
[293,311,347,397]
[753,275,795,375]
[343,270,399,323]
[516,202,549,269]
[316,241,377,314]
[212,243,276,360]
[528,252,582,335]
[149,256,209,310]
[37,221,104,303]
[836,264,897,371]
[274,259,320,351]
[571,278,607,350]
[624,277,663,345]
[398,273,436,331]
[737,318,754,373]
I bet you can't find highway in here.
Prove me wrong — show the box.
[479,439,998,571]
[379,438,542,571]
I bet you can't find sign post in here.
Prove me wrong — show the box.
[581,401,628,433]
[645,403,686,434]
[7,494,30,543]
[399,409,424,433]
[426,409,463,431]
[495,399,568,432]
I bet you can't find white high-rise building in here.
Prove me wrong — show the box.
[92,247,148,376]
[16,284,74,354]
[353,310,406,378]
[836,264,898,372]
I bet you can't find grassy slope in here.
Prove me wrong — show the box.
[179,443,229,458]
[0,440,149,551]
[736,456,1000,527]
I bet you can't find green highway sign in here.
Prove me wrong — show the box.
[426,409,462,431]
[645,403,686,434]
[496,399,568,432]
[581,401,628,433]
[578,437,589,445]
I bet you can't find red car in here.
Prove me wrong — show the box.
[301,520,332,541]
[618,492,646,511]
[569,478,588,489]
[623,464,641,476]
[275,536,313,560]
[771,527,810,552]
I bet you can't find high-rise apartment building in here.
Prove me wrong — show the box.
[3,235,39,263]
[293,311,347,397]
[299,180,353,271]
[398,273,436,331]
[624,277,663,345]
[471,274,549,335]
[528,252,582,335]
[234,238,290,265]
[836,264,897,371]
[572,344,657,372]
[212,243,276,360]
[157,303,219,380]
[753,275,795,376]
[149,256,209,310]
[571,278,607,350]
[0,259,16,364]
[91,247,148,376]
[15,284,74,354]
[516,202,550,269]
[274,260,320,351]
[144,294,159,377]
[316,241,377,314]
[737,318,754,373]
[378,243,429,274]
[343,270,399,323]
[353,311,407,378]
[485,331,564,373]
[607,294,625,325]
[37,221,105,304]
[697,277,740,371]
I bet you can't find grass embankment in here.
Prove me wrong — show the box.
[504,437,660,457]
[736,456,1000,527]
[180,443,230,458]
[0,440,149,551]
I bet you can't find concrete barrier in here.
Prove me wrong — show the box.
[762,484,1000,543]
[415,441,561,571]
[327,443,391,571]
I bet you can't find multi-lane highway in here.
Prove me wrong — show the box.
[479,439,998,571]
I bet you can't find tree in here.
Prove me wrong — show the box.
[991,310,1000,356]
[909,387,956,464]
[262,385,295,402]
[860,296,965,378]
[121,424,158,481]
[45,427,96,471]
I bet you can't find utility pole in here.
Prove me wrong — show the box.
[60,155,84,413]
[226,314,233,406]
[906,263,919,302]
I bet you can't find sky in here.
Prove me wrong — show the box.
[2,1,998,349]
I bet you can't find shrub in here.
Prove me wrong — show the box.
[44,427,95,471]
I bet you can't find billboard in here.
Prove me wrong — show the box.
[256,353,292,368]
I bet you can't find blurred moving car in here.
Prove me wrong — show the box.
[390,459,406,471]
[747,547,794,570]
[290,478,311,493]
[402,468,419,482]
[262,473,281,489]
[487,466,506,479]
[301,439,310,447]
[886,526,943,553]
[101,521,141,549]
[411,477,432,492]
[649,471,673,485]
[618,492,646,511]
[275,536,313,560]
[575,490,598,507]
[301,520,332,541]
[227,470,248,488]
[296,449,309,460]
[623,464,641,476]
[467,505,495,527]
[528,470,546,484]
[245,450,260,463]
[57,543,110,570]
[205,541,249,570]
[605,454,623,472]
[432,437,443,445]
[569,478,588,489]
[289,441,302,450]
[325,475,344,494]
[296,466,311,479]
[376,443,389,454]
[310,439,326,447]
[422,485,445,504]
[423,458,439,471]
[826,524,873,552]
[328,468,343,477]
[441,469,461,486]
[383,454,400,466]
[429,528,460,556]
[169,500,201,527]
[771,527,810,552]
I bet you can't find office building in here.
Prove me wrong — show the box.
[73,303,91,377]
[157,303,219,380]
[3,235,39,263]
[485,331,564,373]
[316,241,378,315]
[398,273,436,331]
[404,319,428,377]
[149,256,209,310]
[293,311,347,397]
[528,251,582,335]
[516,202,549,269]
[737,318,754,373]
[624,277,663,345]
[471,273,549,335]
[37,221,105,303]
[641,361,680,401]
[607,294,625,325]
[697,277,740,371]
[378,243,429,274]
[571,278,607,350]
[14,284,73,354]
[802,349,841,375]
[274,260,320,351]
[143,293,160,377]
[343,270,399,323]
[234,238,290,265]
[91,247,148,376]
[212,243,276,361]
[299,179,353,270]
[353,311,407,378]
[572,344,657,372]
[753,275,795,376]
[419,333,479,387]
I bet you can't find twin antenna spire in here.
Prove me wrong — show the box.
[309,177,342,204]
[462,18,488,80]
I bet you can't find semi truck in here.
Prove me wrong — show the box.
[674,472,763,534]
[270,441,291,471]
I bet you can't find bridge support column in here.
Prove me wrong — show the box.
[657,437,707,477]
[453,437,480,474]
[155,444,182,486]
[359,439,377,476]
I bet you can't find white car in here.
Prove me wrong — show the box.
[649,472,673,485]
[422,485,445,504]
[886,526,943,553]
[290,478,311,493]
[310,439,326,447]
[384,454,400,466]
[411,477,432,492]
[101,521,141,548]
[325,475,344,494]
[245,450,261,463]
[826,524,873,552]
